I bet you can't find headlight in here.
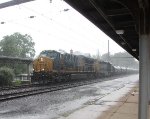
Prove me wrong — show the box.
[33,69,34,71]
[40,58,43,61]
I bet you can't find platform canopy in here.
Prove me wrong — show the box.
[0,56,33,64]
[64,0,144,60]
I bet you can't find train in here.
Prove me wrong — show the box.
[31,50,138,84]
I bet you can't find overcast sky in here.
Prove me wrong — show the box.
[0,0,125,57]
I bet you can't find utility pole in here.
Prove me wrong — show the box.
[97,49,100,61]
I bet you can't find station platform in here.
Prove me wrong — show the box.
[59,82,140,119]
[97,86,139,119]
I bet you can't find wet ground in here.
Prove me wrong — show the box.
[0,74,138,119]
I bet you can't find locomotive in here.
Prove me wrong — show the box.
[31,50,134,83]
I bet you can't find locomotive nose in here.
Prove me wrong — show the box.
[33,56,53,72]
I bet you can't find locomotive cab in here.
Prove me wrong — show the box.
[32,56,53,83]
[33,56,53,72]
[32,50,60,82]
[31,50,64,83]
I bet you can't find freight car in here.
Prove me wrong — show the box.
[31,50,134,83]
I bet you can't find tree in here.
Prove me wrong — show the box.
[0,32,35,58]
[0,32,35,74]
[0,67,14,86]
[101,53,113,62]
[101,52,139,69]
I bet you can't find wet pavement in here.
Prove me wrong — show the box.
[0,74,138,119]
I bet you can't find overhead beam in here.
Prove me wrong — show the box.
[114,21,135,28]
[0,0,35,9]
[123,36,138,40]
[106,8,130,16]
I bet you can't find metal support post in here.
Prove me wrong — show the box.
[148,34,150,103]
[138,35,149,119]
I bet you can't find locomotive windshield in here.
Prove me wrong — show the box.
[39,51,58,59]
[48,52,58,59]
[39,53,47,57]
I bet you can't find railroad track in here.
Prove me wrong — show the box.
[0,79,103,102]
[0,83,43,91]
[0,74,131,102]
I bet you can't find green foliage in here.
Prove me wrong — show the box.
[12,80,30,86]
[101,52,139,69]
[0,32,35,74]
[0,32,35,58]
[0,67,14,86]
[12,80,22,86]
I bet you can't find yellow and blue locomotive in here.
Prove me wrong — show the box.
[32,50,97,83]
